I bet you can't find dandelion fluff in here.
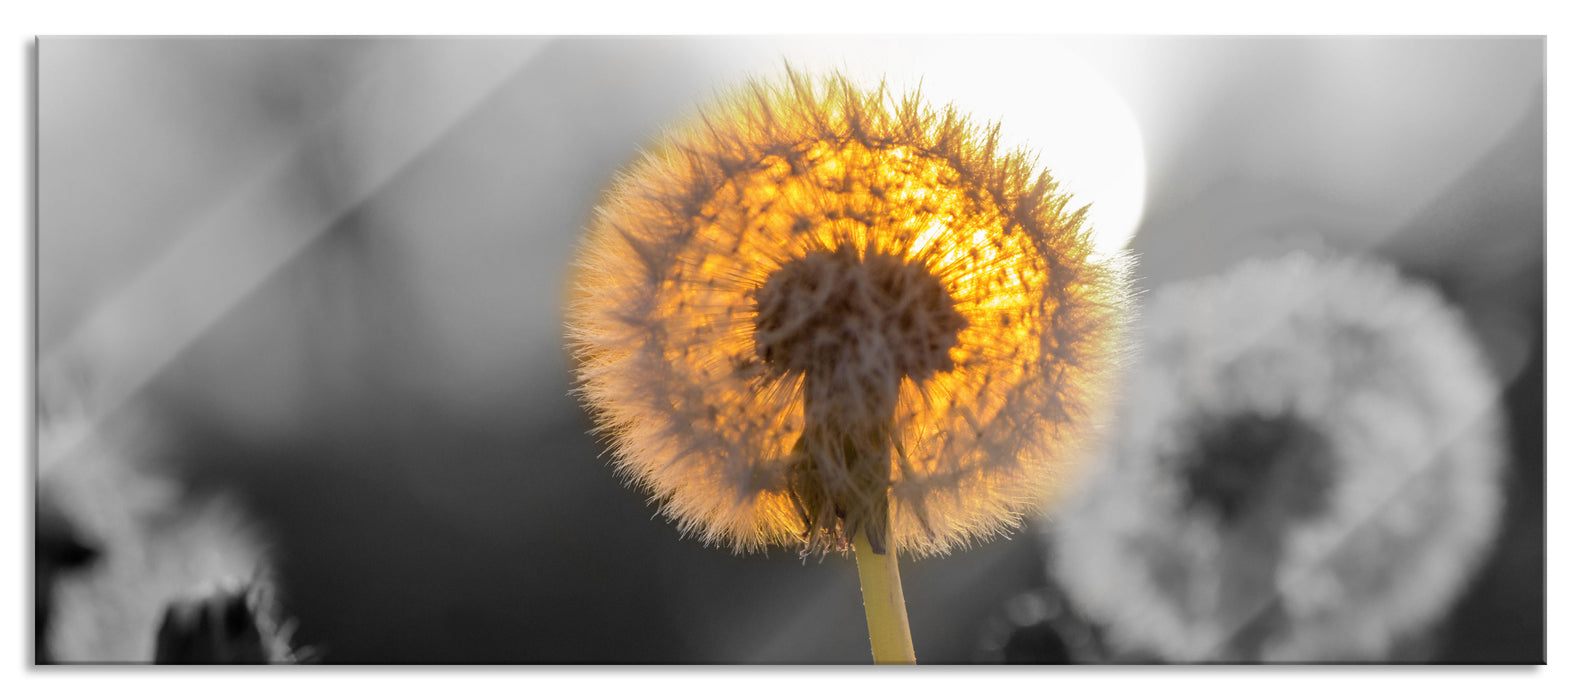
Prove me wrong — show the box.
[568,69,1133,557]
[39,380,283,663]
[154,581,304,663]
[1050,251,1505,662]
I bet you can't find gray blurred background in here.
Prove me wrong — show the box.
[35,36,1543,663]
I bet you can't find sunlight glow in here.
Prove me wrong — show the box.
[694,37,1148,255]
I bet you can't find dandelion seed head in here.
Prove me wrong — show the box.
[569,68,1133,556]
[38,372,282,663]
[1050,251,1505,661]
[154,580,305,663]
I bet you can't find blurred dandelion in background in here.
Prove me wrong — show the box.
[38,369,293,663]
[1047,251,1506,662]
[567,68,1133,558]
[154,580,307,664]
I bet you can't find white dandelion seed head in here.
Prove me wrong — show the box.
[39,377,280,663]
[1049,250,1506,662]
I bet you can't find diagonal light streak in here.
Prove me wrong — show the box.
[1192,133,1528,660]
[40,39,553,473]
[1201,397,1504,661]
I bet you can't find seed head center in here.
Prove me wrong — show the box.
[754,244,967,386]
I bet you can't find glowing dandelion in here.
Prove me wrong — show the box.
[1048,251,1505,662]
[567,67,1131,662]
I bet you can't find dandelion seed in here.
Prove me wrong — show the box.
[1048,251,1505,662]
[567,68,1133,558]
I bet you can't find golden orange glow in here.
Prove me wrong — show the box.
[567,69,1133,556]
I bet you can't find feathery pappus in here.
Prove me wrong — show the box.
[567,68,1134,557]
[1049,251,1505,661]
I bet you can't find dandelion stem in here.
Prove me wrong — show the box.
[855,527,916,664]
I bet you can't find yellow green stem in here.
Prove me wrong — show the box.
[855,528,916,664]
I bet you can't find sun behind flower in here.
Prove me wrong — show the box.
[568,68,1132,556]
